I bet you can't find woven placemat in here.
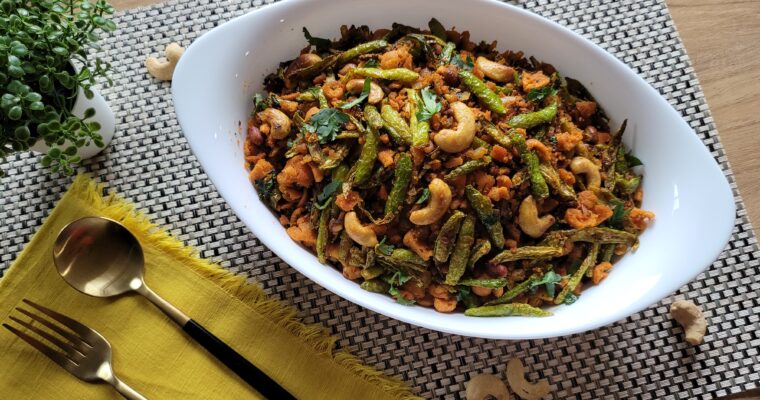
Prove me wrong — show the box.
[1,1,758,398]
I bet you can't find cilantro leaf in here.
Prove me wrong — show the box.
[307,108,349,144]
[252,93,279,112]
[456,286,471,302]
[608,199,630,229]
[302,27,331,52]
[428,17,447,40]
[451,54,473,71]
[530,271,563,298]
[376,236,395,256]
[252,93,266,112]
[315,179,342,209]
[526,87,558,103]
[254,171,281,208]
[388,286,416,305]
[416,86,442,122]
[341,78,371,109]
[625,153,643,167]
[563,293,578,305]
[388,271,412,286]
[384,271,415,305]
[415,188,431,204]
[363,59,379,68]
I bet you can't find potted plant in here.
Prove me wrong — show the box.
[0,0,117,176]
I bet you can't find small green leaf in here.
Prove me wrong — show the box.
[87,121,101,131]
[64,146,78,156]
[10,43,28,57]
[48,147,61,158]
[8,106,22,120]
[8,65,24,78]
[14,126,30,140]
[0,94,16,108]
[83,107,95,119]
[24,92,42,102]
[52,47,69,57]
[363,59,379,68]
[29,101,44,110]
[41,155,52,167]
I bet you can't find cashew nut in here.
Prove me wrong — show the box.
[433,102,476,153]
[506,358,552,400]
[257,108,292,140]
[344,211,378,247]
[466,374,509,400]
[145,42,185,81]
[346,78,385,104]
[284,53,322,78]
[518,195,555,238]
[670,300,707,345]
[570,157,601,190]
[475,56,515,83]
[409,179,452,225]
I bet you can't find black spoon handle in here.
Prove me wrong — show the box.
[182,319,296,399]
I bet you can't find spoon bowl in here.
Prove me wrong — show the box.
[54,217,145,297]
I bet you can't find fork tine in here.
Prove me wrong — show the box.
[15,308,84,348]
[22,299,93,342]
[3,323,78,371]
[8,315,83,358]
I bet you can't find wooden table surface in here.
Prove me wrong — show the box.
[107,3,760,398]
[111,0,760,231]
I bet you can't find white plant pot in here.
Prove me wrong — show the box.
[30,86,116,159]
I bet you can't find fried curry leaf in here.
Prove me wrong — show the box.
[625,153,643,167]
[302,27,331,52]
[428,17,447,40]
[608,199,630,230]
[415,188,431,204]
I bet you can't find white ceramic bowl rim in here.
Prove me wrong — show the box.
[172,0,735,339]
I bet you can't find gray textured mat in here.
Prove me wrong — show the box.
[1,1,758,398]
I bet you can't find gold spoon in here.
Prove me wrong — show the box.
[53,216,294,399]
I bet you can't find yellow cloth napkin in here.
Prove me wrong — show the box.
[0,175,420,400]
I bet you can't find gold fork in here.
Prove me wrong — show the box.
[2,299,147,400]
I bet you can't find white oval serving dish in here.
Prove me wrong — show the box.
[172,0,735,339]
